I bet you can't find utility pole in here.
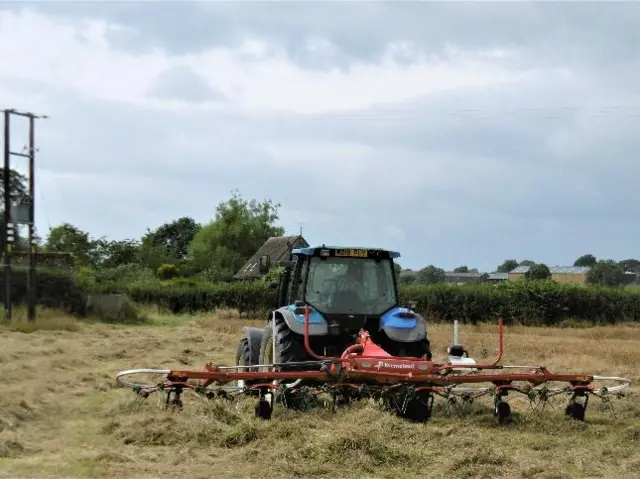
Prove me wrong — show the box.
[2,108,48,322]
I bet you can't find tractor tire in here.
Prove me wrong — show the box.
[258,314,314,371]
[235,338,260,395]
[258,314,321,411]
[405,338,433,361]
[384,336,433,361]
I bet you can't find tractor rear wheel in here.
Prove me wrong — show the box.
[258,314,314,370]
[235,338,260,394]
[259,314,320,411]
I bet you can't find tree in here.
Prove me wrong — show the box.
[94,238,140,269]
[519,260,535,267]
[574,254,597,267]
[524,263,552,281]
[416,265,445,284]
[44,223,97,266]
[587,260,626,287]
[453,265,469,273]
[139,216,201,268]
[187,191,285,279]
[497,259,518,273]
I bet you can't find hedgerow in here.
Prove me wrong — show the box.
[0,267,87,316]
[5,269,640,325]
[102,277,640,325]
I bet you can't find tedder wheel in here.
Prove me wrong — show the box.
[565,402,585,421]
[495,401,512,424]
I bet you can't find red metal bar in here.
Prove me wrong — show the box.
[167,364,594,387]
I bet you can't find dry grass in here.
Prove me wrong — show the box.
[0,308,638,479]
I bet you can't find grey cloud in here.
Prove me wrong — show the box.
[146,65,226,103]
[7,2,640,71]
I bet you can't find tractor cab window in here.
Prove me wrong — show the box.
[304,256,397,315]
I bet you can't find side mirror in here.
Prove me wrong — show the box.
[258,254,271,274]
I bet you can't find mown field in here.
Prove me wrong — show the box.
[0,307,638,479]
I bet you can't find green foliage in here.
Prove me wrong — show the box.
[574,254,597,267]
[187,190,285,279]
[139,216,201,269]
[101,279,276,316]
[261,266,284,284]
[496,259,518,273]
[94,238,140,269]
[87,277,640,325]
[587,260,627,287]
[157,263,180,280]
[416,265,445,284]
[44,223,97,267]
[524,263,552,281]
[453,266,469,273]
[399,280,640,325]
[0,267,87,316]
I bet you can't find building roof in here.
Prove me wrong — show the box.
[487,272,509,280]
[509,265,591,274]
[233,235,309,280]
[444,272,485,279]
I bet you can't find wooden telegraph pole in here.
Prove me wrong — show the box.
[2,108,48,322]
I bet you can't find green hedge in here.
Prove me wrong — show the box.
[5,269,640,325]
[102,278,640,325]
[96,278,277,316]
[399,280,640,325]
[0,267,87,316]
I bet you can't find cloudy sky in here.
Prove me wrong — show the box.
[1,1,639,272]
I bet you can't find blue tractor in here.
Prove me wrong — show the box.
[235,246,432,408]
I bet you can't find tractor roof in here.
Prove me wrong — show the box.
[291,246,401,259]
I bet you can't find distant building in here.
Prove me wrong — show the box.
[486,272,509,283]
[233,235,309,280]
[444,271,487,284]
[508,265,591,284]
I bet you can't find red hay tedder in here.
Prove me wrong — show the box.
[116,312,630,424]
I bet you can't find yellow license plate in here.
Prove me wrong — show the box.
[335,249,368,258]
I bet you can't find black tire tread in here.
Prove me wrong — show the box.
[259,314,316,371]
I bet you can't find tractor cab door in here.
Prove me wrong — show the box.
[286,254,308,306]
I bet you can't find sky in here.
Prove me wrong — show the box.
[1,1,639,272]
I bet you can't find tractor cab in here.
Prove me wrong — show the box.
[262,246,400,318]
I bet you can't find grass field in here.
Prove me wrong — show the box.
[0,308,638,479]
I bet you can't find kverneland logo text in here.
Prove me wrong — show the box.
[375,361,415,370]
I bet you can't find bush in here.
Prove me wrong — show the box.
[0,267,87,316]
[157,263,180,280]
[100,277,640,325]
[99,278,276,317]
